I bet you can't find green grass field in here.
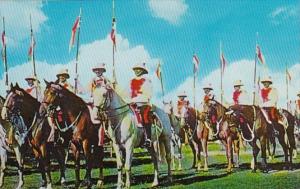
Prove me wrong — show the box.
[3,143,300,189]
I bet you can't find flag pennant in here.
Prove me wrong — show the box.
[220,52,226,74]
[256,45,265,64]
[28,36,36,60]
[193,54,200,73]
[156,62,161,79]
[69,16,80,52]
[111,17,116,48]
[1,31,5,47]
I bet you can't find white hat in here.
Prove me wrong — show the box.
[177,91,187,97]
[203,83,213,90]
[261,76,272,84]
[132,62,148,74]
[56,69,70,79]
[234,80,243,87]
[297,91,300,96]
[25,75,37,81]
[92,63,106,72]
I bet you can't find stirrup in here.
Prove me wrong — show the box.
[144,138,152,148]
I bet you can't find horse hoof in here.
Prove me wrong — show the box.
[226,169,232,173]
[177,167,183,171]
[97,180,104,188]
[251,169,256,173]
[168,176,173,183]
[262,169,269,173]
[46,183,52,189]
[80,179,92,187]
[203,167,209,172]
[151,181,159,187]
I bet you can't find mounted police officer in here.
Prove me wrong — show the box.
[56,69,74,93]
[130,62,153,147]
[90,63,107,146]
[176,91,189,125]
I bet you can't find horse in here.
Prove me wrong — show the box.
[40,81,104,188]
[1,84,69,189]
[228,105,293,172]
[94,85,172,188]
[0,84,38,189]
[180,106,209,172]
[206,101,241,173]
[163,101,183,171]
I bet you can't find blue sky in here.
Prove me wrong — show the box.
[0,0,299,106]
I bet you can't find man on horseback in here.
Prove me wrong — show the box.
[56,69,75,93]
[259,76,280,136]
[202,84,217,139]
[47,69,75,142]
[232,80,249,105]
[25,75,43,102]
[130,62,153,147]
[90,63,107,146]
[176,91,189,125]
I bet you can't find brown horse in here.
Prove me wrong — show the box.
[206,100,241,173]
[182,107,210,171]
[228,105,293,172]
[1,84,69,189]
[41,81,104,188]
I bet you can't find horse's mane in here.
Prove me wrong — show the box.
[14,86,40,107]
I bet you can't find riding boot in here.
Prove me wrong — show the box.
[144,123,152,148]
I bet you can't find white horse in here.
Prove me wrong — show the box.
[94,86,172,188]
[163,101,183,171]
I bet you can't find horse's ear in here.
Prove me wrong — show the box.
[44,79,50,86]
[10,83,13,90]
[15,82,20,89]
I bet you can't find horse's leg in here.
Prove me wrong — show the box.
[95,146,104,188]
[71,142,81,188]
[0,147,7,188]
[170,140,176,171]
[260,136,268,173]
[177,138,183,171]
[13,146,24,189]
[124,143,134,189]
[189,139,196,169]
[201,138,208,171]
[163,136,172,183]
[53,144,66,186]
[277,131,289,170]
[233,139,240,168]
[41,143,52,189]
[112,142,124,189]
[226,137,233,173]
[196,142,201,172]
[81,139,92,188]
[250,139,259,172]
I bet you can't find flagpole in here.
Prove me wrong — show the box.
[74,8,81,94]
[285,63,289,110]
[29,14,39,99]
[112,0,117,88]
[220,41,223,105]
[253,33,258,105]
[2,17,8,89]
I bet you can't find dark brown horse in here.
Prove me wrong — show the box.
[228,105,293,172]
[41,81,104,188]
[183,107,206,171]
[206,100,241,173]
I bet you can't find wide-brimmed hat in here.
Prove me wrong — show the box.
[56,69,70,79]
[261,76,272,84]
[203,83,213,90]
[297,91,300,96]
[234,80,243,87]
[177,91,187,98]
[25,75,37,81]
[92,63,106,72]
[132,62,148,74]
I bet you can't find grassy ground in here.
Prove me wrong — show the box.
[3,143,300,189]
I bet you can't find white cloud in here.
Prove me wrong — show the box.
[148,0,188,25]
[0,34,161,102]
[269,5,298,25]
[0,1,47,45]
[163,59,300,110]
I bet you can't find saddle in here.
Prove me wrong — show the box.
[130,104,153,128]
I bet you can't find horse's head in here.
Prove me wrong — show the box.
[163,100,173,115]
[1,83,27,120]
[93,85,112,111]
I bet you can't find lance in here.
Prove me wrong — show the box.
[74,8,82,94]
[220,41,223,105]
[285,63,289,111]
[29,15,39,99]
[253,33,258,105]
[112,0,117,88]
[158,61,165,98]
[2,17,8,90]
